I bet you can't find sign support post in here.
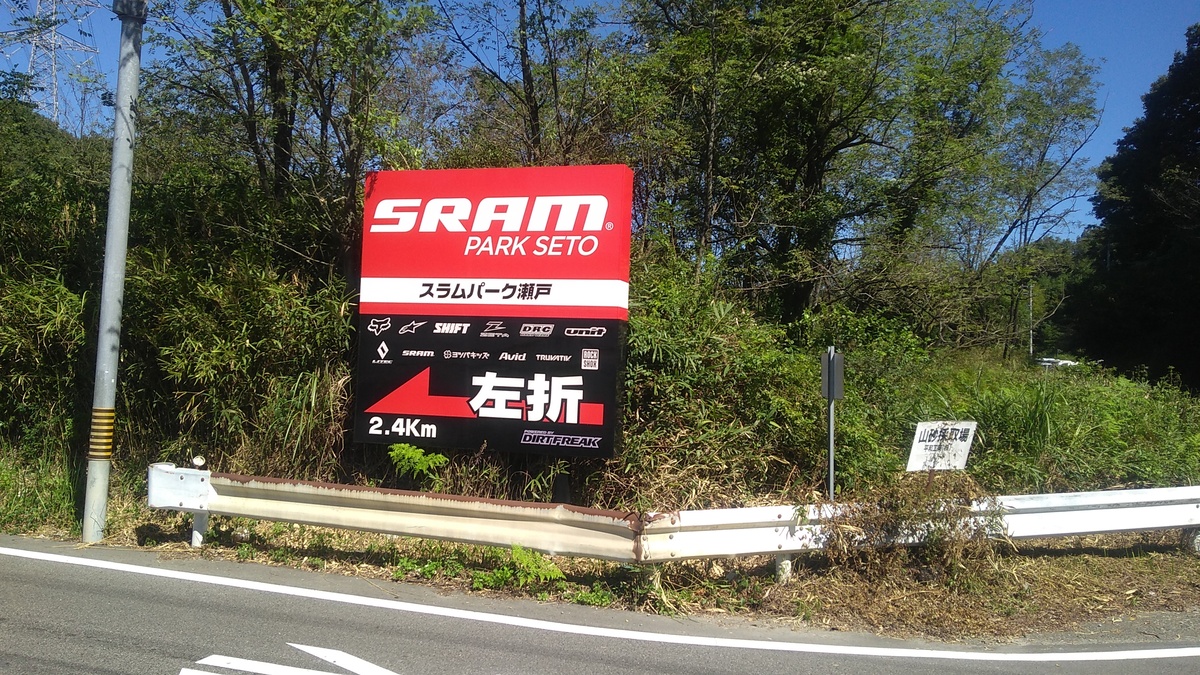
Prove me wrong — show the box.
[821,346,844,501]
[82,0,146,543]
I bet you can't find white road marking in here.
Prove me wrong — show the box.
[289,644,400,675]
[196,653,336,675]
[185,644,398,675]
[3,545,1199,663]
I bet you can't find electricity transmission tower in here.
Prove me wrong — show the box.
[1,0,101,128]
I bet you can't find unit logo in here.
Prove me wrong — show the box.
[367,317,391,336]
[564,326,607,338]
[520,323,554,338]
[434,322,471,334]
[480,321,510,338]
[369,195,609,234]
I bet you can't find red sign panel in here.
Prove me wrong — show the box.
[355,166,633,457]
[360,165,633,320]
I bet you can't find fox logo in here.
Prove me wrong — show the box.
[367,317,391,336]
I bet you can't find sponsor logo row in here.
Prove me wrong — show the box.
[366,317,608,339]
[372,343,599,370]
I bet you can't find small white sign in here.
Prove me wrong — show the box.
[905,421,977,471]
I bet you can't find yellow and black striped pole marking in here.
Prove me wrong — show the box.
[88,408,116,461]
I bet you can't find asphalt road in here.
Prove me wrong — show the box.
[1,534,1198,674]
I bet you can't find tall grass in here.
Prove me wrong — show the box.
[0,424,78,535]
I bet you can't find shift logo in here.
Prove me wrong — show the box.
[434,322,471,334]
[369,195,608,234]
[367,317,391,336]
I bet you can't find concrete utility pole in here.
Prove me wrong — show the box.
[82,0,146,543]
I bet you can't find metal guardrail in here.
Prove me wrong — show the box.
[147,463,1200,564]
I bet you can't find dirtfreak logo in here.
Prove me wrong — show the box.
[520,430,601,449]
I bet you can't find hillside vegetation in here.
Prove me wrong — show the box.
[2,5,1200,532]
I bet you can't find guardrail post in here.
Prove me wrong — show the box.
[1185,528,1200,555]
[775,553,793,583]
[192,512,209,548]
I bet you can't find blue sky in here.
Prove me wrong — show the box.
[1031,0,1197,170]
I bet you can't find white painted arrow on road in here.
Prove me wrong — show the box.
[180,643,399,675]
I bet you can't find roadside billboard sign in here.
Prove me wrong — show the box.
[353,165,633,458]
[905,421,978,471]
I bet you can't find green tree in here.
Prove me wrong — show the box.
[433,0,625,167]
[1070,24,1200,385]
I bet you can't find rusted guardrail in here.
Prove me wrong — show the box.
[148,463,1200,567]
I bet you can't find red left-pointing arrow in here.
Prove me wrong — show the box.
[365,368,476,418]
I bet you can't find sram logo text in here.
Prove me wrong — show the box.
[369,196,609,234]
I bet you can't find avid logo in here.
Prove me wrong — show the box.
[434,322,471,334]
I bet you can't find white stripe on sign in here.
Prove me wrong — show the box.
[2,545,1199,663]
[359,277,629,309]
